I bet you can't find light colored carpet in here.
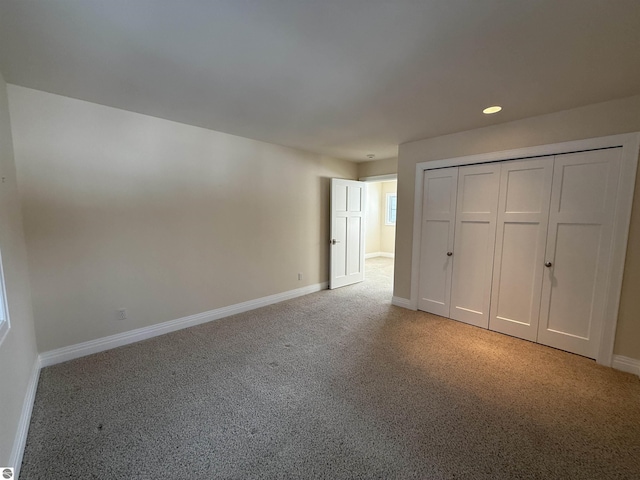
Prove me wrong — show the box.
[20,257,640,479]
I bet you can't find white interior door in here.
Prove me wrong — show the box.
[418,167,458,316]
[330,179,365,289]
[537,149,621,358]
[450,164,500,328]
[489,158,554,341]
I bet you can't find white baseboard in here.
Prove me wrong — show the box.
[391,296,414,309]
[10,356,41,477]
[40,281,328,367]
[365,252,395,259]
[612,355,640,377]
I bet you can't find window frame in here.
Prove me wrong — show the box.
[385,192,397,226]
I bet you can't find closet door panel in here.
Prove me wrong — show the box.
[547,223,601,338]
[454,221,490,312]
[418,168,458,316]
[450,164,500,328]
[419,221,451,311]
[538,149,621,358]
[489,158,553,341]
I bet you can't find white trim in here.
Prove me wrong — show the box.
[392,296,415,310]
[598,134,640,366]
[365,252,395,259]
[39,282,328,367]
[409,132,640,366]
[359,173,397,182]
[412,133,638,171]
[0,247,11,348]
[409,160,425,310]
[10,356,40,477]
[0,316,8,347]
[612,355,640,377]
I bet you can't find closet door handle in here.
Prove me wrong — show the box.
[447,252,453,257]
[545,261,553,268]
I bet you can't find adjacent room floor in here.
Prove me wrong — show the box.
[20,258,640,479]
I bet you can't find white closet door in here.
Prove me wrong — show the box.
[538,149,621,358]
[489,158,554,341]
[418,167,458,316]
[450,164,500,328]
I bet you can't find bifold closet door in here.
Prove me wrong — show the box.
[489,158,553,341]
[418,167,458,316]
[537,149,621,359]
[450,164,500,328]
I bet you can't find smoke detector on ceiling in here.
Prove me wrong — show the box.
[366,154,375,159]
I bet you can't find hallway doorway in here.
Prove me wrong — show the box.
[364,179,397,266]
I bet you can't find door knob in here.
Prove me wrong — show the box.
[331,239,340,245]
[447,252,453,256]
[545,261,553,267]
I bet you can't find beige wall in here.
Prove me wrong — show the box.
[0,77,38,465]
[358,157,397,179]
[8,85,358,353]
[380,181,397,254]
[395,94,640,359]
[365,183,381,254]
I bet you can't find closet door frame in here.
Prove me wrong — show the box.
[408,132,640,366]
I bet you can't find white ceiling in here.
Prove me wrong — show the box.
[1,1,640,162]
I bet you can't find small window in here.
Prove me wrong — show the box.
[385,193,397,225]
[0,250,9,347]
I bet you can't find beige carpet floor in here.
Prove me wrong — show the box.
[20,257,640,479]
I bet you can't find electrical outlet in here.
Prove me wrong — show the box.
[298,273,303,281]
[117,309,127,321]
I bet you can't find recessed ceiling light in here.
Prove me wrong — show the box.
[366,154,375,159]
[483,105,502,115]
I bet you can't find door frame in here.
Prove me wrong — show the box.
[408,132,640,366]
